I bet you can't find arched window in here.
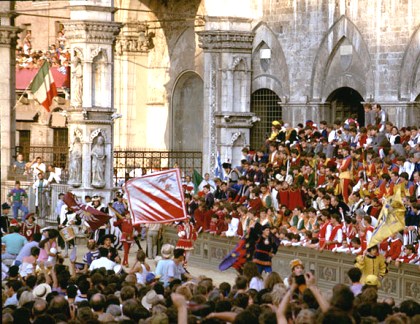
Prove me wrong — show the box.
[250,89,281,150]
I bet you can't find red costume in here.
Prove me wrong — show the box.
[318,221,331,249]
[384,238,403,261]
[20,222,41,241]
[114,217,134,266]
[176,221,197,251]
[326,224,343,251]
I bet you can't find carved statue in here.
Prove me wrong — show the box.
[91,134,106,188]
[71,56,83,107]
[68,137,82,187]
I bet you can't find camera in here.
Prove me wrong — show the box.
[295,274,306,285]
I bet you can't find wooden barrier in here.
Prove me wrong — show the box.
[163,227,420,304]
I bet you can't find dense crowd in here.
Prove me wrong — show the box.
[2,106,420,323]
[184,105,420,268]
[16,29,69,71]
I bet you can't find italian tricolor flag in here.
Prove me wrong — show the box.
[29,61,58,112]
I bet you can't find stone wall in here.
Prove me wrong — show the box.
[163,226,420,305]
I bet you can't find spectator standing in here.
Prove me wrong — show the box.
[347,267,363,296]
[33,173,50,221]
[155,244,174,287]
[146,222,162,259]
[13,153,27,175]
[46,164,62,184]
[355,245,387,285]
[7,181,29,221]
[0,203,11,237]
[29,156,46,181]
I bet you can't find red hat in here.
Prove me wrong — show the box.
[10,219,19,226]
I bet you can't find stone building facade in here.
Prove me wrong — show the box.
[1,0,420,191]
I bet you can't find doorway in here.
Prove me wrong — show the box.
[327,87,365,126]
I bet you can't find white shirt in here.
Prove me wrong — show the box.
[225,218,239,237]
[47,167,62,183]
[31,162,46,177]
[89,257,116,271]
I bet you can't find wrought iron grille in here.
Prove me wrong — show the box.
[15,146,69,169]
[250,88,282,150]
[113,150,202,186]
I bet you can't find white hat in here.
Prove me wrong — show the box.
[33,283,52,299]
[141,290,164,310]
[160,244,174,259]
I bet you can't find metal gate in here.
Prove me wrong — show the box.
[113,150,202,186]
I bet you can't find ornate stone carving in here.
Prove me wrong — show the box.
[90,47,108,61]
[115,22,153,55]
[68,129,83,188]
[62,21,121,44]
[198,30,254,52]
[0,27,20,46]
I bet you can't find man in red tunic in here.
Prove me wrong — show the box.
[20,213,40,242]
[318,211,332,250]
[384,233,403,264]
[325,214,343,251]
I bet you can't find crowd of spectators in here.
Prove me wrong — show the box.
[2,107,420,323]
[183,105,420,268]
[16,29,69,71]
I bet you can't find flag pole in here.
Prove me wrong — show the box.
[12,81,32,110]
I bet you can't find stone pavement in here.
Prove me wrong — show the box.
[66,240,237,286]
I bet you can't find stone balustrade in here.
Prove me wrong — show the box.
[163,227,420,304]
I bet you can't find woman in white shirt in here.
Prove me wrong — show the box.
[243,262,264,291]
[128,250,150,285]
[389,126,401,145]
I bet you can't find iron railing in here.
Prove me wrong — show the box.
[16,145,69,169]
[113,150,202,186]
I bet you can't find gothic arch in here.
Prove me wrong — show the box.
[251,22,290,98]
[399,25,420,101]
[311,15,374,101]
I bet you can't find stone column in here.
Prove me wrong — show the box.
[114,22,150,149]
[63,2,121,201]
[198,18,256,174]
[0,2,19,190]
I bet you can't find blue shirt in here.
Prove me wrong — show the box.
[16,241,39,262]
[155,259,173,287]
[2,233,28,255]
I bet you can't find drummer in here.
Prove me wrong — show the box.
[99,234,121,264]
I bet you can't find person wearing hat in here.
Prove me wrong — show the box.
[141,289,164,311]
[284,258,306,291]
[155,244,174,287]
[266,120,282,143]
[364,274,380,289]
[20,213,41,242]
[99,233,120,263]
[89,247,117,271]
[355,245,387,285]
[1,202,11,236]
[33,282,52,299]
[251,223,278,274]
[222,163,239,188]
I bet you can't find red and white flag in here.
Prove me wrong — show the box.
[29,60,58,112]
[124,169,187,224]
[63,192,111,231]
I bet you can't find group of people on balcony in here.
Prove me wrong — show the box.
[180,103,420,270]
[16,29,69,71]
